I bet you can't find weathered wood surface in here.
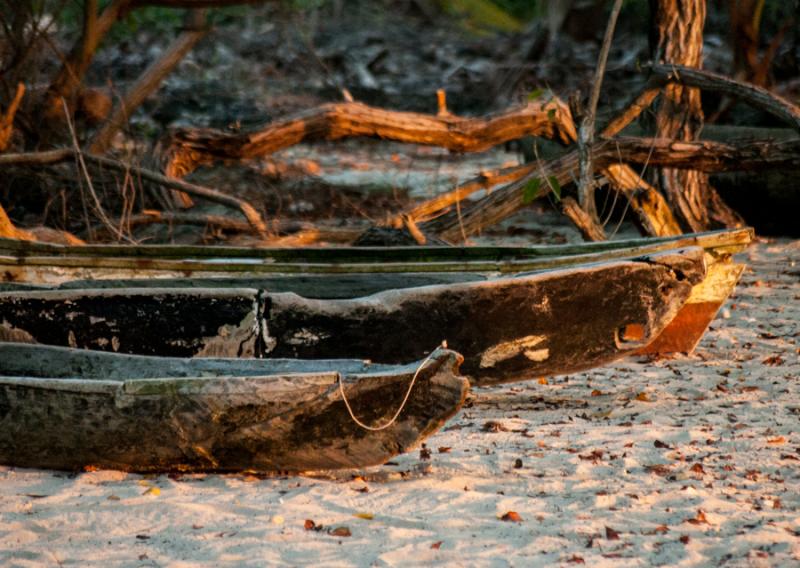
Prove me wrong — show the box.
[0,229,752,291]
[0,288,263,357]
[263,248,705,385]
[0,258,745,358]
[637,261,745,355]
[0,249,705,384]
[0,344,467,472]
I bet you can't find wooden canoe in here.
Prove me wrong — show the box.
[0,229,751,361]
[0,248,706,385]
[0,343,467,472]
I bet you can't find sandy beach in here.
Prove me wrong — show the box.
[1,238,798,567]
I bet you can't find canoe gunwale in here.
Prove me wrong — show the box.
[0,228,754,261]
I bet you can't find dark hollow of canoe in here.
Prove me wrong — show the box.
[0,248,706,385]
[0,344,467,472]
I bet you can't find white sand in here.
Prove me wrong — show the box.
[1,239,798,567]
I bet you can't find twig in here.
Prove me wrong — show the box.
[0,147,269,236]
[577,0,623,224]
[62,98,130,242]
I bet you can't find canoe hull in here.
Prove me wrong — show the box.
[0,249,706,385]
[638,261,744,355]
[0,345,467,472]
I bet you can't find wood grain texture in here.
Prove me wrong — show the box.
[0,344,467,472]
[263,248,706,385]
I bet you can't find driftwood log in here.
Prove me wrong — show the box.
[0,344,467,472]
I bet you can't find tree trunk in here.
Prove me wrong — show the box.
[649,0,744,231]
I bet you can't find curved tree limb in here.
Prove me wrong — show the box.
[647,63,800,132]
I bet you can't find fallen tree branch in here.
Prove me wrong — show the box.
[0,149,268,236]
[390,163,536,227]
[422,149,580,241]
[421,135,800,241]
[608,136,800,172]
[160,98,578,178]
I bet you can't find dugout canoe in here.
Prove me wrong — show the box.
[0,343,467,472]
[0,248,706,385]
[0,229,751,286]
[0,229,752,360]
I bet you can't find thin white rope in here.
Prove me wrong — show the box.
[338,346,442,432]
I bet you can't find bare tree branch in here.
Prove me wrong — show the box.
[90,9,209,154]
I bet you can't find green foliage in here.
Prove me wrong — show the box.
[522,177,540,204]
[438,0,523,33]
[522,175,560,204]
[527,87,545,101]
[490,0,543,21]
